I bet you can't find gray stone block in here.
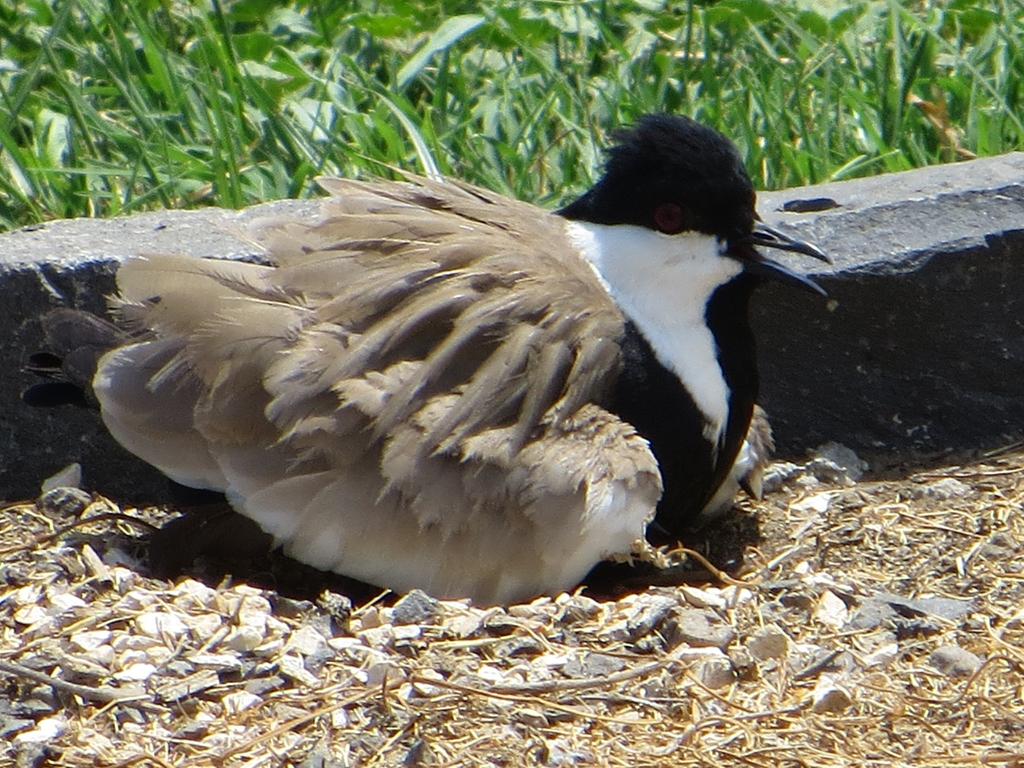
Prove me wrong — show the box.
[2,154,1022,501]
[755,153,1024,461]
[1,202,314,502]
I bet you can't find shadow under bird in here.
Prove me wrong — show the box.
[28,114,829,604]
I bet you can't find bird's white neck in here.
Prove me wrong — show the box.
[564,220,743,444]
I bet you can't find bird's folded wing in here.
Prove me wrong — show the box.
[97,177,662,571]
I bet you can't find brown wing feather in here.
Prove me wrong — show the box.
[257,176,627,463]
[95,176,660,601]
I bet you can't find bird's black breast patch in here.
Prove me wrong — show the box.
[610,276,759,535]
[609,321,719,528]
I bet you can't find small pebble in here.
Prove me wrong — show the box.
[40,463,82,493]
[412,669,445,697]
[358,625,396,649]
[189,653,243,672]
[393,624,422,641]
[814,590,849,629]
[679,585,728,610]
[811,676,853,714]
[791,492,834,515]
[563,653,625,678]
[928,644,982,678]
[278,654,319,688]
[697,657,735,689]
[665,609,736,651]
[447,612,483,638]
[225,626,264,653]
[747,626,790,661]
[515,708,549,728]
[283,625,330,658]
[761,462,804,494]
[48,591,87,612]
[392,590,440,625]
[245,675,288,697]
[36,487,91,516]
[625,595,678,639]
[13,606,47,626]
[114,663,158,682]
[362,660,403,688]
[810,442,869,483]
[172,578,218,608]
[222,691,262,715]
[135,611,189,643]
[912,478,973,501]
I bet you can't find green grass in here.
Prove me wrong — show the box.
[0,0,1021,229]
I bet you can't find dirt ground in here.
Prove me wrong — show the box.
[1,446,1022,767]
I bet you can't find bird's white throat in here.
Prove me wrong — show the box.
[564,220,743,444]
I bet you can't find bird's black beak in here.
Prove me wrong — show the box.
[735,222,831,297]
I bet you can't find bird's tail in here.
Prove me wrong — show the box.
[22,308,128,408]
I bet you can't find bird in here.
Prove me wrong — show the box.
[28,114,828,604]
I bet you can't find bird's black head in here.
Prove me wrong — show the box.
[559,114,830,294]
[558,114,756,242]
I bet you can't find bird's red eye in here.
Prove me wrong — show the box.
[653,203,685,234]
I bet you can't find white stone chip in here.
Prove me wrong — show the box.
[363,660,404,688]
[232,593,272,623]
[330,708,350,728]
[814,590,850,628]
[185,613,223,638]
[792,491,835,515]
[135,611,190,642]
[111,634,162,654]
[189,652,243,672]
[114,662,158,682]
[222,691,263,715]
[356,607,383,630]
[119,590,158,611]
[13,605,48,625]
[447,612,483,638]
[476,665,506,684]
[680,585,728,610]
[264,615,290,637]
[862,641,900,668]
[225,625,264,653]
[48,591,87,612]
[14,715,69,744]
[747,626,790,661]
[278,653,319,687]
[358,625,396,649]
[284,625,329,657]
[698,657,735,689]
[412,669,445,697]
[393,624,421,641]
[172,579,218,607]
[6,584,43,606]
[811,675,853,713]
[327,637,365,652]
